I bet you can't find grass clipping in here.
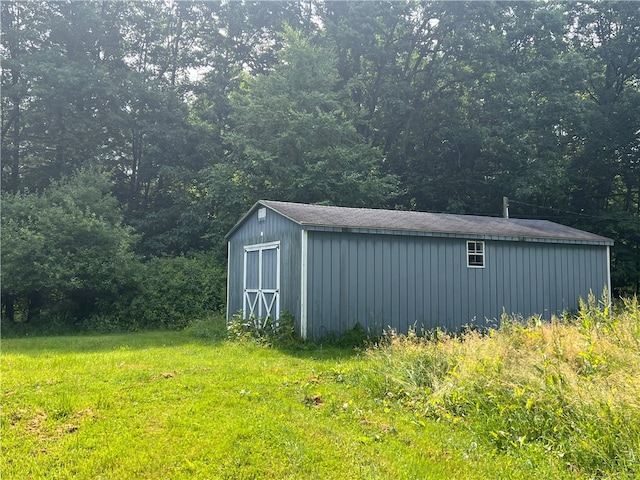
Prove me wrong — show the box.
[365,294,640,478]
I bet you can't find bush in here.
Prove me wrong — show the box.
[1,168,139,332]
[0,168,227,335]
[119,254,226,330]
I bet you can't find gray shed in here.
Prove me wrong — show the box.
[226,200,613,340]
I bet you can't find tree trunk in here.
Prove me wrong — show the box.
[2,296,15,323]
[11,98,20,192]
[26,292,42,323]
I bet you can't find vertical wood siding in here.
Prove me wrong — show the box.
[305,231,609,339]
[227,208,301,322]
[228,209,609,340]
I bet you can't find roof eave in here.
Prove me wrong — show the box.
[302,224,613,246]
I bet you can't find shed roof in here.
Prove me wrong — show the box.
[228,200,613,245]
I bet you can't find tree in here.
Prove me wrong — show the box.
[566,2,640,294]
[0,1,211,258]
[1,2,132,192]
[1,169,138,327]
[2,1,638,296]
[224,27,398,208]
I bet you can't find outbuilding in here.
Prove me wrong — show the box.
[226,200,613,340]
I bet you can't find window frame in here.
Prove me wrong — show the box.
[467,240,485,268]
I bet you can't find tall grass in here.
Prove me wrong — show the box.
[363,294,640,479]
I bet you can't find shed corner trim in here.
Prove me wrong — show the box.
[300,229,308,340]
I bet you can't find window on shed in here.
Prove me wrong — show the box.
[467,241,485,268]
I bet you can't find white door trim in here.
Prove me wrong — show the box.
[243,241,280,327]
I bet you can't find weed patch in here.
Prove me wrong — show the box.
[226,310,298,347]
[363,295,640,479]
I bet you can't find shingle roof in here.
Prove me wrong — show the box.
[231,200,613,245]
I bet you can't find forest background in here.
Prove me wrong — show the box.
[2,1,639,334]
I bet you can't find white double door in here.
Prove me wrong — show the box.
[243,241,280,326]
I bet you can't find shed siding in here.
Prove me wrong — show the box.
[226,209,301,322]
[305,231,609,339]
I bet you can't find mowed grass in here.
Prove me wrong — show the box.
[3,330,504,480]
[2,297,639,479]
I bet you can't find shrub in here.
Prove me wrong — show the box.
[334,322,370,348]
[120,254,226,330]
[1,168,139,333]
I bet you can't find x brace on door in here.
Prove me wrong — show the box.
[243,241,280,328]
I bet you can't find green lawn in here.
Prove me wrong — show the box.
[1,328,574,480]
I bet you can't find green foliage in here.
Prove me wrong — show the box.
[1,169,226,335]
[121,254,226,331]
[226,310,297,347]
[183,313,228,341]
[2,0,639,314]
[1,168,138,330]
[363,298,640,479]
[329,322,372,349]
[225,27,399,208]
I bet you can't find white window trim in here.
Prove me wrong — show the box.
[467,240,485,268]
